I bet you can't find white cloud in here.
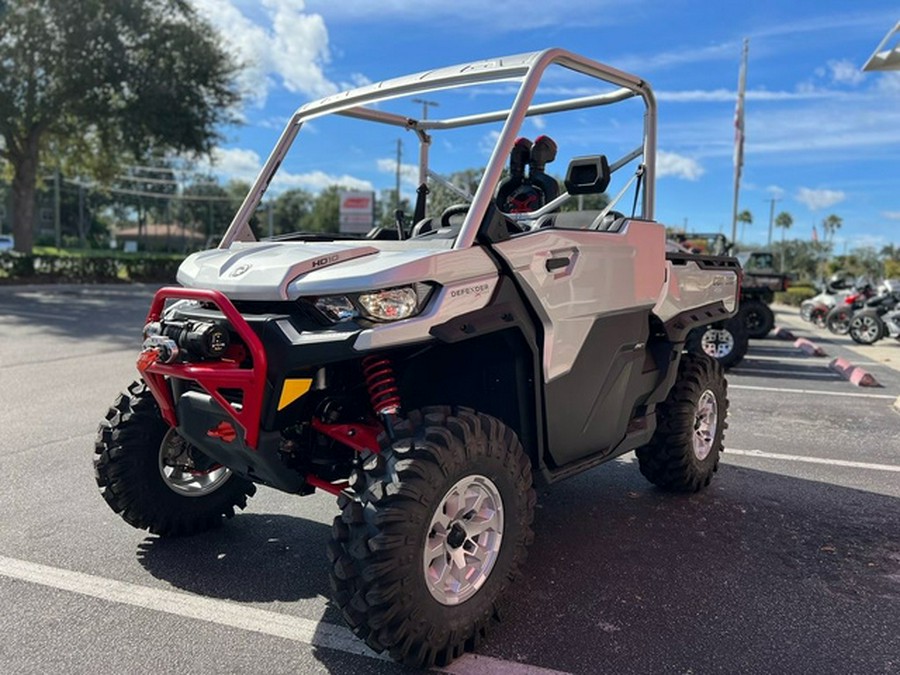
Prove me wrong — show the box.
[376,158,419,187]
[189,0,342,105]
[828,59,865,86]
[656,151,704,181]
[882,210,900,220]
[766,185,785,199]
[205,147,372,192]
[796,187,846,211]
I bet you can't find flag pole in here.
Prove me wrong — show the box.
[731,38,749,247]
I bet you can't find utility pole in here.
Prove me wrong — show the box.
[411,98,439,121]
[765,197,780,248]
[53,167,61,249]
[395,138,402,210]
[730,38,749,245]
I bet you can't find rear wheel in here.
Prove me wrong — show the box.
[825,305,853,335]
[637,353,727,492]
[740,299,775,338]
[328,407,535,668]
[94,381,255,536]
[849,312,884,345]
[686,316,748,370]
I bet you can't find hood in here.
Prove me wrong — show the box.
[176,239,463,301]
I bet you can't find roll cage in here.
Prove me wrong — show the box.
[220,48,658,250]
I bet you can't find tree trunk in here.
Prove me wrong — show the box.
[10,136,40,253]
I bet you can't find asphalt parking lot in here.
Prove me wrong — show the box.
[1,286,898,674]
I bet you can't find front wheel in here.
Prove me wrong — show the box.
[328,407,535,668]
[94,381,255,536]
[848,312,884,345]
[636,352,728,492]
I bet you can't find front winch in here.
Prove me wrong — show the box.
[143,319,230,362]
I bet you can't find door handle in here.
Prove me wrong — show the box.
[545,256,570,272]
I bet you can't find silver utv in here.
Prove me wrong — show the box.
[95,48,740,668]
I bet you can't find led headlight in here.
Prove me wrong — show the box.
[312,284,434,323]
[358,287,419,321]
[315,296,358,322]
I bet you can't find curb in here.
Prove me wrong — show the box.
[794,337,827,357]
[773,326,796,340]
[894,396,900,413]
[829,357,881,388]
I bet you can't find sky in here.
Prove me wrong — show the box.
[187,0,899,252]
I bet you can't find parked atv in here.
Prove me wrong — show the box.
[94,49,740,668]
[671,233,780,339]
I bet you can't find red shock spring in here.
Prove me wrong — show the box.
[361,355,402,416]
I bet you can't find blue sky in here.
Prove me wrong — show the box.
[189,1,899,252]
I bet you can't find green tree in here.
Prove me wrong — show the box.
[774,211,793,272]
[736,209,753,245]
[272,188,314,235]
[822,214,842,244]
[0,0,240,252]
[309,186,346,233]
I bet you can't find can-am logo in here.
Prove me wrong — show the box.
[229,263,251,277]
[450,283,490,299]
[311,254,340,268]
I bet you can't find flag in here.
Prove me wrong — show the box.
[733,39,749,179]
[812,225,819,242]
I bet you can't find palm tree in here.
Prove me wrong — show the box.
[822,214,843,244]
[737,209,753,244]
[775,211,793,272]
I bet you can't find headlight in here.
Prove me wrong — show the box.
[358,287,419,321]
[315,296,358,322]
[313,284,433,323]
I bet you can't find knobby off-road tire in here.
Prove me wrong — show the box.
[328,407,535,668]
[740,298,775,338]
[94,381,255,537]
[686,316,748,370]
[636,352,728,492]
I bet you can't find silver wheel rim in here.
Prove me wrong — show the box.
[693,390,718,461]
[423,474,504,606]
[700,329,734,358]
[855,316,879,342]
[158,427,232,497]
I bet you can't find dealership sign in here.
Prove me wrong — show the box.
[339,190,375,234]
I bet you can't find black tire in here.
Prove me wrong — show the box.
[328,406,535,668]
[810,306,829,328]
[636,352,728,492]
[686,315,748,370]
[94,381,256,537]
[740,298,774,338]
[848,312,885,345]
[825,305,853,335]
[800,301,815,322]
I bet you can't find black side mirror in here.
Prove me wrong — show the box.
[564,155,611,195]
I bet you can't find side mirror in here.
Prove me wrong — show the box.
[564,155,611,195]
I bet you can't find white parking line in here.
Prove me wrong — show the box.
[725,448,900,472]
[0,555,569,675]
[730,367,839,378]
[729,384,897,400]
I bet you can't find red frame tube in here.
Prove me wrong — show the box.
[138,287,268,449]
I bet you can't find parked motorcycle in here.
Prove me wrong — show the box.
[824,282,876,334]
[800,273,855,325]
[848,291,900,345]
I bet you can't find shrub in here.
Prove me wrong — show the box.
[0,251,183,284]
[775,286,816,306]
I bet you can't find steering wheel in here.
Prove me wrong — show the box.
[440,204,469,229]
